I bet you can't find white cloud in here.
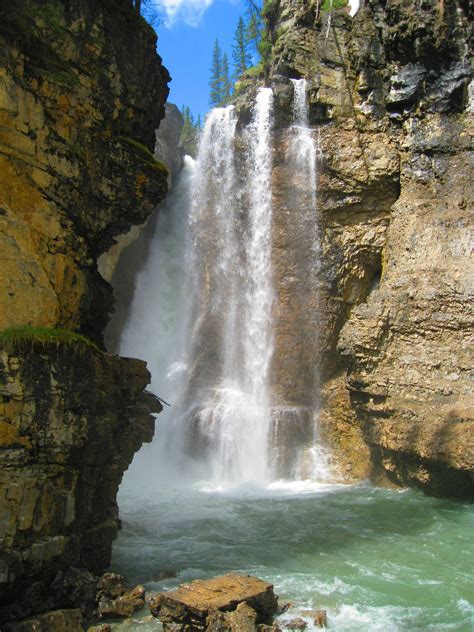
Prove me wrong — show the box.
[161,0,216,27]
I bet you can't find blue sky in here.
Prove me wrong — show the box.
[154,0,245,120]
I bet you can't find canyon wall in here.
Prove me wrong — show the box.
[0,0,169,625]
[266,0,474,496]
[235,0,472,494]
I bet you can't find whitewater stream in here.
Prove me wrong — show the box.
[111,82,474,630]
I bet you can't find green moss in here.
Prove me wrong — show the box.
[118,136,169,175]
[29,0,64,32]
[118,136,155,160]
[0,326,99,352]
[41,67,80,89]
[245,62,266,79]
[149,159,168,175]
[321,0,348,11]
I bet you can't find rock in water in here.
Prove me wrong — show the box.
[149,573,278,629]
[96,573,146,619]
[206,602,257,631]
[282,619,307,630]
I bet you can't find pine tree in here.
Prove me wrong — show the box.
[244,0,263,56]
[209,39,223,107]
[232,16,251,79]
[180,105,201,157]
[222,53,232,104]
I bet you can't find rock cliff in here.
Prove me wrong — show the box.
[0,0,169,341]
[0,341,161,622]
[236,0,473,495]
[0,0,169,624]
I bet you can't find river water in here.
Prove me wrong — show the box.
[111,481,473,631]
[110,83,473,630]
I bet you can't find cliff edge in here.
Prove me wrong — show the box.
[0,0,169,624]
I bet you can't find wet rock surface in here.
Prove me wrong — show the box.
[236,0,473,496]
[0,0,169,342]
[0,0,168,626]
[150,573,279,630]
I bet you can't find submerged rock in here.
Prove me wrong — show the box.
[282,619,307,630]
[300,610,327,628]
[149,573,279,630]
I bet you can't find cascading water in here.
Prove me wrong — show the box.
[282,78,332,482]
[119,82,331,488]
[181,88,275,485]
[112,83,473,632]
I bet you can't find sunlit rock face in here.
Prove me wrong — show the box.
[236,0,473,495]
[0,0,170,624]
[0,0,169,342]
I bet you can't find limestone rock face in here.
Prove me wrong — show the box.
[0,0,169,342]
[236,0,473,495]
[0,342,161,623]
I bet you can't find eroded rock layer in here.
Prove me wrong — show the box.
[0,342,161,622]
[0,0,170,624]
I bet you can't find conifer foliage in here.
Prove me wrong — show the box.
[232,16,252,79]
[209,39,232,107]
[209,1,275,107]
[180,106,202,157]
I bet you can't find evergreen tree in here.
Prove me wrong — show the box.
[222,53,232,104]
[209,39,224,107]
[244,0,264,56]
[180,105,201,157]
[232,16,251,79]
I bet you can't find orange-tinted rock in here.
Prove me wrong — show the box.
[150,574,278,630]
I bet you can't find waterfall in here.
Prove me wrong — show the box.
[289,78,317,210]
[180,89,275,485]
[265,78,331,482]
[118,82,332,488]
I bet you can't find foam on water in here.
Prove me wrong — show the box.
[112,485,474,631]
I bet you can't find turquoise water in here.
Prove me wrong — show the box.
[111,482,474,631]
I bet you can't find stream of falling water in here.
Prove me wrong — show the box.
[111,82,474,631]
[120,85,319,487]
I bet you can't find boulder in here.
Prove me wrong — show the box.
[206,602,257,631]
[96,573,146,619]
[3,608,83,631]
[150,573,278,630]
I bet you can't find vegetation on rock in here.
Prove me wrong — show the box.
[0,325,99,351]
